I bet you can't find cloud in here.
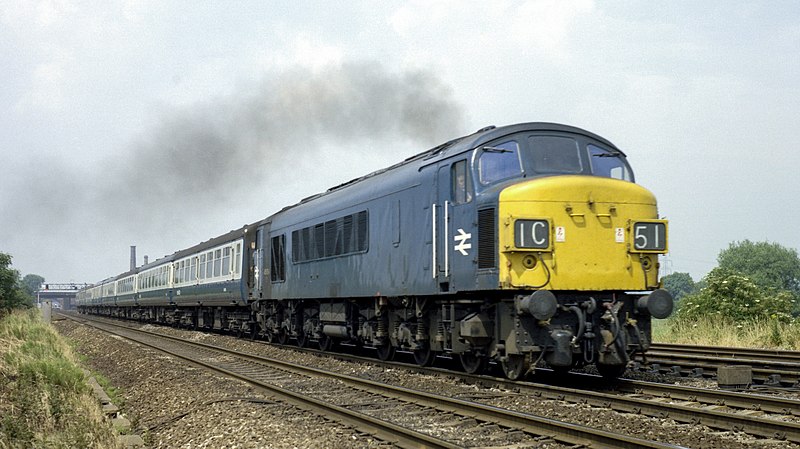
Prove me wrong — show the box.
[389,0,595,60]
[0,0,75,28]
[389,0,453,36]
[510,0,594,52]
[14,52,73,113]
[289,35,345,70]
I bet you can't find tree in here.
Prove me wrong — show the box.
[677,268,795,323]
[661,272,696,302]
[21,274,45,297]
[0,252,33,316]
[717,240,800,295]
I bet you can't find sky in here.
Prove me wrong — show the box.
[1,0,799,285]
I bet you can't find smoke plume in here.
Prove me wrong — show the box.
[1,61,466,280]
[100,62,465,229]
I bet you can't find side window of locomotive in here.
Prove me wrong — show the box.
[588,144,632,181]
[451,160,473,204]
[528,135,582,174]
[478,140,522,185]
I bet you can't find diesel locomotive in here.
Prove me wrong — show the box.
[77,122,673,379]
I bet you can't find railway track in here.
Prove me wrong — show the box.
[287,347,800,444]
[65,313,800,447]
[66,314,683,448]
[644,343,800,386]
[650,343,800,363]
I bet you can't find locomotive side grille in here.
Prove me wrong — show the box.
[478,208,496,269]
[290,210,370,263]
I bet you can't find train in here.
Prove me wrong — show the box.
[76,122,673,380]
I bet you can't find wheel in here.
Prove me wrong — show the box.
[597,363,626,380]
[459,352,488,375]
[413,344,436,367]
[318,334,334,351]
[375,341,395,361]
[296,331,308,348]
[276,330,288,345]
[501,354,529,380]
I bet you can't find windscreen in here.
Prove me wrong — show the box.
[528,135,582,174]
[474,133,635,188]
[477,140,523,185]
[588,144,632,181]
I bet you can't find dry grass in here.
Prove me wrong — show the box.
[653,316,800,350]
[0,309,120,449]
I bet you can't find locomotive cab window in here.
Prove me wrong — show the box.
[478,140,522,185]
[529,135,582,174]
[451,160,473,204]
[588,144,633,181]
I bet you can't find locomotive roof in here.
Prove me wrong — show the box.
[290,122,623,209]
[449,122,623,157]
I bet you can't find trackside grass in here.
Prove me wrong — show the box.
[0,310,120,449]
[653,316,800,350]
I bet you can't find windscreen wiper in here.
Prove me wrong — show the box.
[481,146,512,153]
[593,151,623,158]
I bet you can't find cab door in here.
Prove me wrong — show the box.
[434,159,477,292]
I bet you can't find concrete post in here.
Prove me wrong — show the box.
[42,300,52,323]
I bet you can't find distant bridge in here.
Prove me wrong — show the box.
[36,283,89,310]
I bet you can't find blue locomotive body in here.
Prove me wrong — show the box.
[78,123,673,379]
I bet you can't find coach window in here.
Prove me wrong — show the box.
[222,247,231,276]
[478,140,522,185]
[451,160,473,204]
[234,243,242,275]
[191,257,198,281]
[213,249,222,277]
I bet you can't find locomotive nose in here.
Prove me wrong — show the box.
[498,175,666,291]
[636,289,674,319]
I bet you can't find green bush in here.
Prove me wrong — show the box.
[677,267,796,323]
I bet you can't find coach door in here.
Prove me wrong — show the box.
[251,228,264,296]
[433,159,476,291]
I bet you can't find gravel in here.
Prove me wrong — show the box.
[55,319,386,448]
[55,317,798,448]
